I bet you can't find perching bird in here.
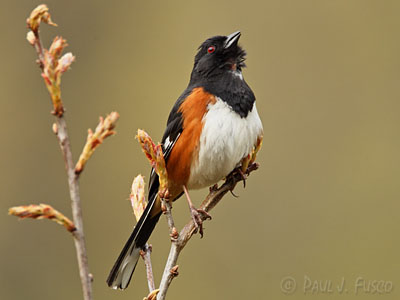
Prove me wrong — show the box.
[107,31,263,290]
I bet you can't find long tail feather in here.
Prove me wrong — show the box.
[106,193,161,289]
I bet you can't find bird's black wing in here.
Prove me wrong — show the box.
[147,88,192,195]
[107,88,190,289]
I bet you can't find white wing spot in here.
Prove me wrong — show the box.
[164,136,171,148]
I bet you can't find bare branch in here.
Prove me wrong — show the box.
[24,5,92,300]
[161,197,179,240]
[54,114,93,300]
[141,244,156,292]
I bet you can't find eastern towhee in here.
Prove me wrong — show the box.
[107,31,263,289]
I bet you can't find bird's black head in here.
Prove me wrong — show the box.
[187,31,255,118]
[191,31,246,81]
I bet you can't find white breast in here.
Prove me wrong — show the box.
[187,98,263,189]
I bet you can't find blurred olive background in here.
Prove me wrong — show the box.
[1,0,400,299]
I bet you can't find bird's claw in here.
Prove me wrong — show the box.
[226,162,259,197]
[246,162,259,174]
[190,207,212,238]
[229,189,239,197]
[237,168,247,188]
[209,184,218,192]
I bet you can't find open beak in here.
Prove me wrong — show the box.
[224,31,241,49]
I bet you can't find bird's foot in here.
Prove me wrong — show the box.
[209,183,218,192]
[237,167,247,188]
[245,162,259,174]
[190,207,212,238]
[227,166,248,188]
[227,162,259,197]
[183,184,212,237]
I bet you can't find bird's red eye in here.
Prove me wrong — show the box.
[207,46,216,53]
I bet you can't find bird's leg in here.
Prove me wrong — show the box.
[247,136,263,171]
[238,154,253,188]
[237,168,247,188]
[241,154,251,173]
[183,185,212,237]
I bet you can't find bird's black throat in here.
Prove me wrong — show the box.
[189,72,255,118]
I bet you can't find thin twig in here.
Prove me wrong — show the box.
[160,198,178,239]
[157,163,259,300]
[141,244,156,292]
[27,6,93,299]
[55,117,93,300]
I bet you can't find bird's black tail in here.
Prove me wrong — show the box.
[106,192,161,289]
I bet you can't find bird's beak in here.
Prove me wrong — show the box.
[224,31,241,49]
